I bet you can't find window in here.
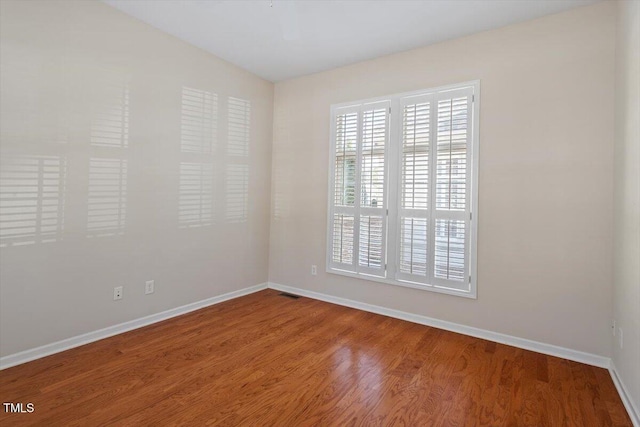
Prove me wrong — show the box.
[327,81,479,298]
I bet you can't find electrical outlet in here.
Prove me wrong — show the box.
[619,328,624,349]
[145,280,154,295]
[311,265,317,276]
[612,319,616,336]
[113,286,123,301]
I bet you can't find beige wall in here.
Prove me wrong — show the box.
[269,2,617,357]
[614,0,640,414]
[0,0,273,357]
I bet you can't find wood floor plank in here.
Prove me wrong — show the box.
[0,289,633,426]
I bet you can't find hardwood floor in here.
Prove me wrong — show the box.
[0,289,632,426]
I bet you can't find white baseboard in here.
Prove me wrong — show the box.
[610,361,640,427]
[0,282,268,370]
[267,282,611,369]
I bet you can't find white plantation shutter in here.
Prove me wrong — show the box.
[431,88,472,289]
[330,106,359,270]
[397,95,431,283]
[394,88,473,291]
[329,102,389,275]
[358,104,388,274]
[328,82,477,297]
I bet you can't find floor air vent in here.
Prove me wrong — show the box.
[278,292,300,299]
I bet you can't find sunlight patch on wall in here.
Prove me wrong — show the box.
[87,158,127,237]
[179,161,214,228]
[225,96,250,224]
[90,83,130,148]
[180,87,217,154]
[227,97,250,157]
[0,155,66,247]
[225,163,248,223]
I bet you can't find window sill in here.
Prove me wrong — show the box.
[326,267,477,299]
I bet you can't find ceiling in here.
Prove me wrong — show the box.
[103,0,600,82]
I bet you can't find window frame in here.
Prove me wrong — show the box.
[326,80,480,299]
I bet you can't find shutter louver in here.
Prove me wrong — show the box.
[334,112,358,207]
[434,219,466,281]
[332,213,354,265]
[399,217,428,276]
[359,215,383,268]
[360,108,386,208]
[436,97,468,211]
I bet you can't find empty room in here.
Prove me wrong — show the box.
[0,0,638,425]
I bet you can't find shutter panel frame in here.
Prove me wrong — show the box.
[357,101,389,277]
[430,87,474,291]
[395,93,433,285]
[328,104,360,272]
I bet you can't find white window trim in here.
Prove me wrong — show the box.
[326,80,480,299]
